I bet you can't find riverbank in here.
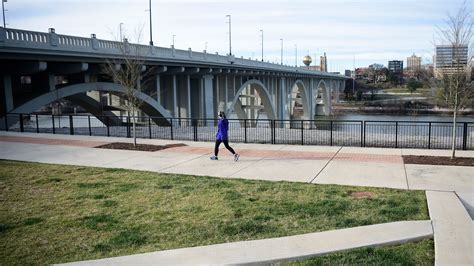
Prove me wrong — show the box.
[333,106,474,116]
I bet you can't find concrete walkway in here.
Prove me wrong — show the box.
[59,221,433,266]
[1,131,473,265]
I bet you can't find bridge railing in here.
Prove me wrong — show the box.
[0,26,345,78]
[1,113,473,150]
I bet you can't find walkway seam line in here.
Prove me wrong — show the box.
[158,152,213,171]
[402,154,410,190]
[308,146,343,184]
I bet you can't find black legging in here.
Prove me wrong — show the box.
[214,139,235,156]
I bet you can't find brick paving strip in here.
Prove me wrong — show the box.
[0,135,402,164]
[0,136,110,148]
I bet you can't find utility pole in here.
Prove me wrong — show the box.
[148,0,153,45]
[2,0,7,28]
[260,29,264,61]
[226,15,232,55]
[280,38,283,65]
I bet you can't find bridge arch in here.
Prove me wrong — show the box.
[289,80,310,120]
[227,79,276,120]
[315,79,331,116]
[11,82,172,124]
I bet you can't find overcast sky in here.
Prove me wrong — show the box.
[4,0,472,72]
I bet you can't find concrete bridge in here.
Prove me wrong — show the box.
[0,27,347,125]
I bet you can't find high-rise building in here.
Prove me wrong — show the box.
[320,52,327,72]
[435,45,469,77]
[388,60,403,73]
[407,54,422,70]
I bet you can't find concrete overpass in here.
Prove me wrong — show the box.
[0,27,347,124]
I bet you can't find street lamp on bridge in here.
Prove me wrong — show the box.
[119,23,124,41]
[226,15,232,56]
[294,44,298,67]
[280,38,283,65]
[146,0,154,46]
[259,29,264,62]
[2,0,7,28]
[172,34,175,46]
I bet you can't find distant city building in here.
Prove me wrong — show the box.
[388,60,404,73]
[369,63,384,70]
[407,54,422,70]
[320,52,327,72]
[434,44,469,77]
[305,65,321,72]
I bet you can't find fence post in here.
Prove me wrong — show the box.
[363,121,366,147]
[244,119,248,143]
[170,118,174,140]
[395,121,398,148]
[330,120,333,146]
[193,119,198,141]
[106,116,110,137]
[463,122,468,150]
[19,114,24,132]
[301,120,304,145]
[360,121,363,147]
[4,114,8,132]
[87,116,91,136]
[69,115,74,135]
[148,117,152,139]
[271,120,275,145]
[428,122,431,149]
[126,116,131,138]
[36,114,39,133]
[52,115,56,134]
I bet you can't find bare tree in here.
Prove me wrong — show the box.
[435,1,474,158]
[103,31,150,147]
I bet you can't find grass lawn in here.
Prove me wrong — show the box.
[280,239,434,265]
[0,160,430,265]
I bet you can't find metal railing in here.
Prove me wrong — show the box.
[1,113,473,150]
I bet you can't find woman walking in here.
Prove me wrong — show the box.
[210,112,239,161]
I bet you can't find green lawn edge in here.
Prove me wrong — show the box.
[0,160,431,265]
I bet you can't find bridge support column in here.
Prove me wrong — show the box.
[186,75,191,119]
[2,75,14,113]
[309,78,314,120]
[279,77,289,120]
[156,76,161,104]
[203,74,214,120]
[172,75,178,118]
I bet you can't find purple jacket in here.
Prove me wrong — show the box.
[216,118,229,140]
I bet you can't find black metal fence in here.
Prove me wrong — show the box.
[1,113,473,150]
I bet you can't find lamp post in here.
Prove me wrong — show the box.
[2,0,7,28]
[294,44,298,67]
[119,23,124,41]
[172,34,175,46]
[280,38,283,65]
[147,0,153,45]
[259,29,263,62]
[226,15,232,55]
[205,42,208,51]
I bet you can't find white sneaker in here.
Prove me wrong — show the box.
[210,156,218,160]
[234,154,240,162]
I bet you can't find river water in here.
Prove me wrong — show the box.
[327,114,474,123]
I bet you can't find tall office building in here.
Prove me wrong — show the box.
[320,52,327,72]
[435,45,469,77]
[388,60,403,73]
[407,54,422,70]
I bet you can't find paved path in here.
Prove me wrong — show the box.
[1,131,473,265]
[59,221,433,266]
